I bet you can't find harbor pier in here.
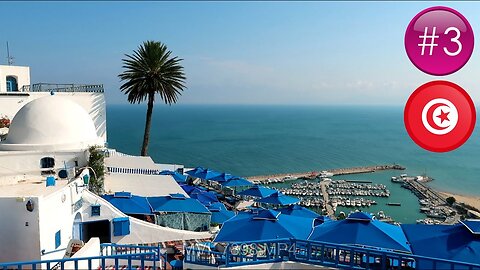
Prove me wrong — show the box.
[248,164,405,184]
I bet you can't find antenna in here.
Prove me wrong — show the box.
[6,42,14,65]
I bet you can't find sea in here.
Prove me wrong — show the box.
[106,104,480,223]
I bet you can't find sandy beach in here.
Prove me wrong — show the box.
[438,191,480,212]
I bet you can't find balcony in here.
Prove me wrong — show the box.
[20,83,104,93]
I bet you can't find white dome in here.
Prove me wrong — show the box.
[0,95,103,151]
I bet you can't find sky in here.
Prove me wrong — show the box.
[1,1,480,105]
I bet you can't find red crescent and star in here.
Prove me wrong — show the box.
[426,103,449,131]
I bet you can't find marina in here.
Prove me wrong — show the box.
[260,169,469,225]
[390,173,461,224]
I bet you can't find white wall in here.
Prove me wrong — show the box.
[0,92,106,140]
[0,65,30,92]
[0,150,88,183]
[64,238,101,269]
[0,197,41,262]
[39,178,86,261]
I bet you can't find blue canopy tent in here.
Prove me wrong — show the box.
[278,204,321,219]
[308,212,411,253]
[238,185,277,198]
[255,192,300,206]
[401,220,480,268]
[211,172,236,183]
[102,192,152,216]
[159,170,187,182]
[147,193,211,231]
[214,209,314,242]
[208,202,235,224]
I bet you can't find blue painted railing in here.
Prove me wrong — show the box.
[0,243,164,270]
[0,253,155,270]
[185,238,480,269]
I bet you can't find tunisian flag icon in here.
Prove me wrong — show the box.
[404,81,476,152]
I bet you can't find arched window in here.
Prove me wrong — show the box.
[6,76,18,92]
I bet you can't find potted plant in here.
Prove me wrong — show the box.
[0,115,10,141]
[210,222,220,232]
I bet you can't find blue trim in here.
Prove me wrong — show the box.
[112,217,130,236]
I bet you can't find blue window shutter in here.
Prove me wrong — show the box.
[55,230,61,248]
[112,217,130,236]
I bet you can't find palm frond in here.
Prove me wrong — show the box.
[118,40,187,105]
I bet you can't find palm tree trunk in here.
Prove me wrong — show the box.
[141,92,155,156]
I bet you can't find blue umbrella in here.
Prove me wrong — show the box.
[238,185,276,198]
[186,167,222,180]
[402,221,480,267]
[180,185,205,195]
[255,192,300,206]
[313,215,332,226]
[278,204,321,219]
[185,166,205,177]
[208,202,235,224]
[214,209,314,242]
[221,177,253,187]
[190,190,219,206]
[211,172,236,182]
[159,170,187,182]
[308,212,411,252]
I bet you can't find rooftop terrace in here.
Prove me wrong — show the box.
[19,83,104,93]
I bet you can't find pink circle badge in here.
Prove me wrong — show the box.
[405,6,474,76]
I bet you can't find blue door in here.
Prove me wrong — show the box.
[6,76,18,92]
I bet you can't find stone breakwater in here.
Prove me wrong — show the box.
[248,164,405,184]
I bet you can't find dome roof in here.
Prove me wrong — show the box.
[0,95,103,151]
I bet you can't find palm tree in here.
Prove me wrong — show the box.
[119,41,186,156]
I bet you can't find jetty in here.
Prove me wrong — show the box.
[393,175,460,224]
[327,164,405,176]
[248,164,405,184]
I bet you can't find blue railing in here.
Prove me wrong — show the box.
[0,253,156,270]
[185,238,480,270]
[0,243,163,270]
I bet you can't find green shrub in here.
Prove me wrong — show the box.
[88,146,105,195]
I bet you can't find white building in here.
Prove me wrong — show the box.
[0,65,210,263]
[0,65,107,141]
